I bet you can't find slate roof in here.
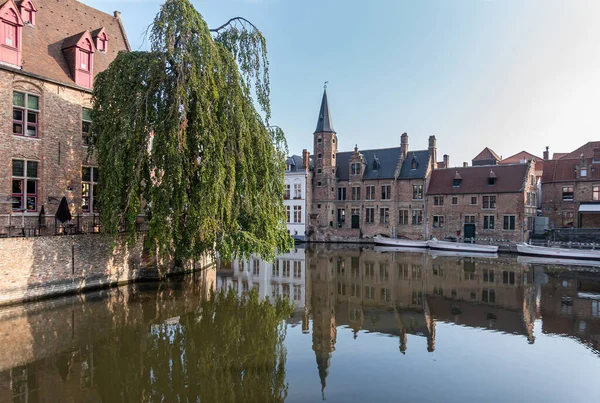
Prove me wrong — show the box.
[314,89,335,133]
[286,155,311,172]
[428,163,529,195]
[5,0,130,89]
[472,147,501,162]
[335,148,429,181]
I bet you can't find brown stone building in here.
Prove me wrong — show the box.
[309,89,436,241]
[0,0,130,235]
[426,162,538,242]
[541,141,600,228]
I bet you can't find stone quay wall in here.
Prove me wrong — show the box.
[0,234,215,306]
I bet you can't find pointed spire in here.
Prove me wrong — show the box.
[316,351,332,399]
[314,87,335,134]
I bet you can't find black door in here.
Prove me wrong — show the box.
[464,224,476,240]
[351,214,360,229]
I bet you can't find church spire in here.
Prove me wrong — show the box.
[314,84,335,134]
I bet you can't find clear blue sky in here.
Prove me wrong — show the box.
[84,0,600,165]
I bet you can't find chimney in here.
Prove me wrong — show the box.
[113,10,121,19]
[302,149,310,171]
[463,162,468,167]
[400,133,408,159]
[543,146,549,160]
[443,154,449,168]
[428,135,437,169]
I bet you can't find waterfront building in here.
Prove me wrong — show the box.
[285,152,312,241]
[308,88,438,241]
[0,0,130,236]
[541,141,600,228]
[426,162,538,243]
[471,147,501,166]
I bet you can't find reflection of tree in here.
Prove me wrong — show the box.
[93,288,292,402]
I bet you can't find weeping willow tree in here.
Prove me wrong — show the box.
[90,0,292,261]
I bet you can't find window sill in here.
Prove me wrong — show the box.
[13,135,40,140]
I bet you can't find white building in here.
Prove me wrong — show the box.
[284,152,312,242]
[216,247,308,311]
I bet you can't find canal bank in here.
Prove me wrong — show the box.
[0,234,215,307]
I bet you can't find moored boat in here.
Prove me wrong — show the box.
[517,255,600,268]
[427,238,498,253]
[516,243,600,261]
[373,235,428,248]
[429,249,498,259]
[374,245,428,254]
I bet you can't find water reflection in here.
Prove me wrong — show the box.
[2,245,600,402]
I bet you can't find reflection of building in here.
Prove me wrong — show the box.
[216,247,307,310]
[540,271,600,352]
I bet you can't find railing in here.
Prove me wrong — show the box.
[0,214,148,238]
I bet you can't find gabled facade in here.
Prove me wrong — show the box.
[0,0,129,235]
[308,89,436,241]
[285,151,312,241]
[472,147,501,166]
[427,162,537,243]
[541,141,600,228]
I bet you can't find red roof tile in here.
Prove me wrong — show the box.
[5,0,130,88]
[499,150,543,176]
[542,157,600,183]
[560,141,600,159]
[428,164,530,195]
[552,153,568,160]
[472,147,501,162]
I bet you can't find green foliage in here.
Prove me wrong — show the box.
[90,0,292,262]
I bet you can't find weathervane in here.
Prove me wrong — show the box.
[324,81,328,89]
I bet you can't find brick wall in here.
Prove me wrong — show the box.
[542,181,600,228]
[0,234,215,306]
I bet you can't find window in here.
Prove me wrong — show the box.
[82,167,99,213]
[503,271,515,285]
[240,260,246,272]
[381,185,391,200]
[380,288,391,302]
[592,300,600,318]
[351,284,360,297]
[433,215,445,228]
[562,211,574,227]
[351,186,361,200]
[282,260,291,277]
[412,264,422,280]
[294,206,302,223]
[526,193,531,206]
[488,177,496,186]
[282,283,290,297]
[452,196,458,205]
[398,209,409,225]
[13,92,39,137]
[464,215,476,224]
[294,183,302,199]
[365,262,375,278]
[482,289,496,304]
[483,215,494,229]
[12,159,38,212]
[562,186,574,201]
[380,208,389,224]
[453,178,461,187]
[412,210,423,225]
[337,187,346,201]
[434,196,444,206]
[337,259,345,275]
[253,259,260,276]
[351,163,361,175]
[581,168,588,177]
[351,207,360,218]
[272,259,279,276]
[285,206,291,223]
[78,48,91,72]
[82,107,92,145]
[365,286,375,299]
[317,181,322,187]
[96,32,108,52]
[317,153,322,159]
[482,195,496,209]
[379,264,389,280]
[412,184,423,200]
[471,196,477,205]
[317,137,322,143]
[337,282,346,296]
[317,168,322,174]
[293,261,302,278]
[284,184,290,199]
[366,185,375,200]
[503,215,515,230]
[594,185,600,201]
[412,291,423,305]
[366,207,375,223]
[483,269,494,283]
[398,263,409,279]
[294,284,302,301]
[337,208,345,225]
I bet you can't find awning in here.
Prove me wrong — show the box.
[579,204,600,213]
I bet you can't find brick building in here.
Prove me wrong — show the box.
[426,162,538,243]
[541,141,600,228]
[309,88,436,241]
[0,0,130,235]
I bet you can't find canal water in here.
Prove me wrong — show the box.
[1,244,600,402]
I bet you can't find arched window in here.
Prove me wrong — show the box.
[20,0,37,26]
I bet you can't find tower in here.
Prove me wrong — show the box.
[313,86,338,227]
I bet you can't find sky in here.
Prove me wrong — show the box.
[83,0,600,165]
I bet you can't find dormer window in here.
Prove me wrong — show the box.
[62,31,95,88]
[351,163,361,175]
[488,169,497,186]
[373,157,380,171]
[92,27,108,52]
[581,168,588,178]
[19,0,37,26]
[411,155,419,170]
[0,0,24,66]
[453,171,462,187]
